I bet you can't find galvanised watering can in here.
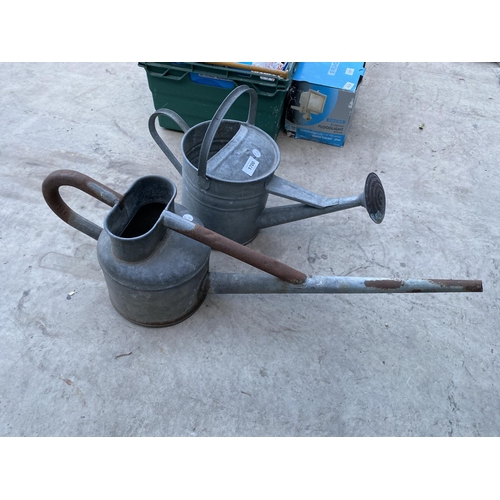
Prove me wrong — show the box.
[149,85,386,244]
[42,170,482,327]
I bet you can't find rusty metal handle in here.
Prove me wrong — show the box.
[148,109,190,176]
[42,169,123,240]
[162,211,307,284]
[197,84,258,181]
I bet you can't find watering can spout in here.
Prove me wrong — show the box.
[257,172,386,229]
[160,211,482,296]
[207,274,483,295]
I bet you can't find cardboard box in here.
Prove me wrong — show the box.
[284,62,366,147]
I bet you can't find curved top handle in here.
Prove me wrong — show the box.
[148,108,190,175]
[197,85,258,181]
[42,169,123,240]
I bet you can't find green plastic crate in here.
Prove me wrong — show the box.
[138,62,297,140]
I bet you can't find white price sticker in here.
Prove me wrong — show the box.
[242,156,259,176]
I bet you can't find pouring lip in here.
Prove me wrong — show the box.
[182,119,281,184]
[103,175,177,243]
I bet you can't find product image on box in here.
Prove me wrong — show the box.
[290,89,327,121]
[285,62,365,147]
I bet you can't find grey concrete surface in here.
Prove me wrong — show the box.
[0,62,498,436]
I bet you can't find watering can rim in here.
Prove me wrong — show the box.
[181,118,281,184]
[103,174,178,242]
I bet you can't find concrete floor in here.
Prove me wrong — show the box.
[0,62,499,437]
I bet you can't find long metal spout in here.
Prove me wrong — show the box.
[162,209,482,297]
[258,172,386,229]
[208,274,483,295]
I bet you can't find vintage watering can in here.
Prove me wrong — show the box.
[42,169,482,327]
[149,85,386,244]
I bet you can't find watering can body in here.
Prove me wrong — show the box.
[181,118,280,244]
[97,192,211,327]
[42,170,211,326]
[149,85,386,244]
[98,225,210,327]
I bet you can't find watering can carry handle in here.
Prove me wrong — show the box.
[162,211,307,285]
[148,109,190,175]
[197,85,258,180]
[42,169,124,240]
